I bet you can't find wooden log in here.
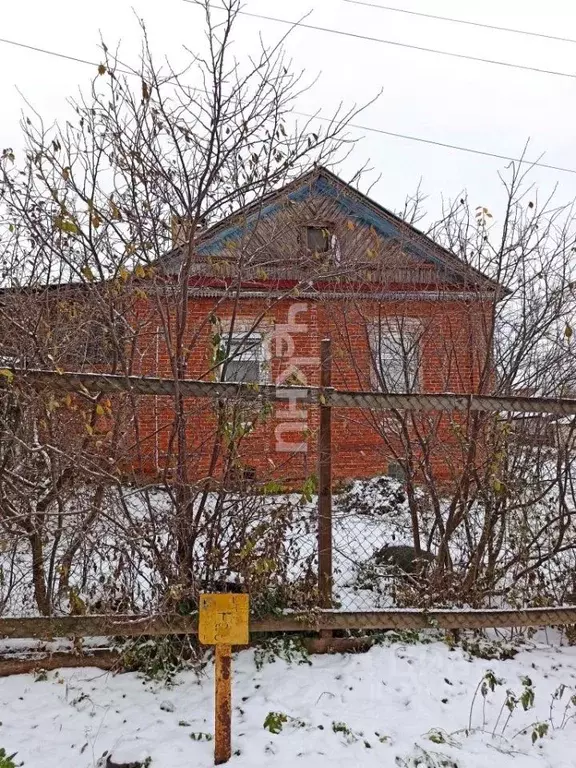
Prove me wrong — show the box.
[2,607,576,640]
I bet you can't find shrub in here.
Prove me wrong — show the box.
[117,635,205,684]
[0,749,17,768]
[263,712,288,734]
[253,636,311,671]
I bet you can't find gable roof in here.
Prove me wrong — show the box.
[159,166,502,292]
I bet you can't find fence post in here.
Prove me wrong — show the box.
[318,338,333,609]
[214,643,232,765]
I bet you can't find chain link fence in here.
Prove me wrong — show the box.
[1,368,576,632]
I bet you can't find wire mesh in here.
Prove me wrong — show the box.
[1,370,576,638]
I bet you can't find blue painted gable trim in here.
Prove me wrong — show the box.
[196,174,455,279]
[197,183,311,256]
[313,176,450,274]
[313,176,397,238]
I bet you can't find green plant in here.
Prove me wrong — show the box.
[99,753,151,767]
[468,670,504,732]
[453,669,574,752]
[259,480,285,496]
[489,675,534,738]
[465,669,539,739]
[425,729,459,747]
[263,711,308,735]
[190,732,213,742]
[531,722,549,744]
[34,668,48,682]
[550,684,576,730]
[379,629,432,646]
[429,670,576,758]
[0,749,17,768]
[263,712,288,734]
[253,636,311,671]
[117,635,204,684]
[395,745,459,767]
[461,637,519,662]
[331,721,363,744]
[300,475,318,503]
[352,561,388,598]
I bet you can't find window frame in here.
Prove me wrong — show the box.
[220,331,264,384]
[301,224,340,263]
[305,225,332,254]
[218,322,272,385]
[368,318,422,394]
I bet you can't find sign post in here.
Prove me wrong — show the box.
[199,593,249,765]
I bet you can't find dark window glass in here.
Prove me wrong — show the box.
[306,226,331,253]
[221,333,263,383]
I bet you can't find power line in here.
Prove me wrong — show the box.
[201,4,576,81]
[0,36,132,76]
[342,0,576,46]
[0,37,106,70]
[294,111,576,175]
[1,31,575,175]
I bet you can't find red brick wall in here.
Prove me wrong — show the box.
[126,290,491,486]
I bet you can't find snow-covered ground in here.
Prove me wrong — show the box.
[3,474,574,618]
[0,478,411,617]
[1,641,576,767]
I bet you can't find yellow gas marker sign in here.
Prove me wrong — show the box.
[199,593,249,646]
[199,594,249,765]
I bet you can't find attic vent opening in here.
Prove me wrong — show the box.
[303,225,341,264]
[306,226,332,254]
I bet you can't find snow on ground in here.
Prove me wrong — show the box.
[0,480,408,617]
[1,641,576,767]
[5,474,570,617]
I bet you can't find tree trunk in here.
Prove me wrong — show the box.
[29,532,50,616]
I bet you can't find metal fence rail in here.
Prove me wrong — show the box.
[10,367,576,415]
[1,606,576,640]
[3,362,576,638]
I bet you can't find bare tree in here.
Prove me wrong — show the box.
[332,159,576,607]
[0,0,364,615]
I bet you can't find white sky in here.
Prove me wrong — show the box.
[1,0,576,223]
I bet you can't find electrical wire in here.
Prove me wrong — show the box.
[1,29,575,174]
[0,36,131,75]
[294,111,576,174]
[342,0,576,46]
[0,36,104,69]
[192,4,576,81]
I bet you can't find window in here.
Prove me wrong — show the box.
[387,461,406,482]
[305,226,332,254]
[221,332,263,383]
[369,320,421,393]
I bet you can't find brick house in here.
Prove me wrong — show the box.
[124,166,499,485]
[1,166,499,486]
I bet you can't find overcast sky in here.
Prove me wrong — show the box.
[2,0,576,224]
